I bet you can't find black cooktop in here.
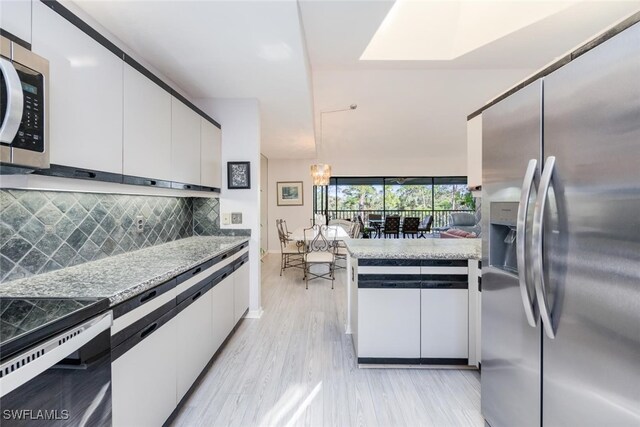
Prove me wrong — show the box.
[0,297,109,361]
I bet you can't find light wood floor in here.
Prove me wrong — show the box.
[170,255,483,427]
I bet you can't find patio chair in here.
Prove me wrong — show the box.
[417,215,433,238]
[383,216,401,238]
[276,219,304,276]
[303,225,337,289]
[402,217,420,238]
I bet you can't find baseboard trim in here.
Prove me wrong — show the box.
[245,307,264,319]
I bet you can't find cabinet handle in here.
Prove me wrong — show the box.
[184,184,192,190]
[351,267,355,281]
[192,267,201,276]
[221,273,228,280]
[381,283,398,288]
[192,291,202,301]
[140,322,158,339]
[74,170,96,179]
[139,290,157,303]
[222,254,228,260]
[144,179,157,186]
[240,244,245,249]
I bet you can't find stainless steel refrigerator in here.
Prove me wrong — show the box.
[481,21,640,427]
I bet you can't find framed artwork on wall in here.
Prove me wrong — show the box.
[277,181,303,206]
[227,161,251,189]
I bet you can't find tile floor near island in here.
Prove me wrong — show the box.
[170,255,483,427]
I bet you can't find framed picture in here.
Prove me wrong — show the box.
[227,161,251,189]
[277,181,304,206]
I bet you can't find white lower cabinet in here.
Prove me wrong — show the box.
[233,260,250,323]
[211,275,235,352]
[421,289,468,359]
[112,316,178,427]
[358,288,421,359]
[176,289,214,401]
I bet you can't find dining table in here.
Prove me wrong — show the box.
[289,225,350,242]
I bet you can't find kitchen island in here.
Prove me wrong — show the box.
[344,238,481,368]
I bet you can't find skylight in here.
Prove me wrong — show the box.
[360,0,578,61]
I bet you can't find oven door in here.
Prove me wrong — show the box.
[0,312,112,426]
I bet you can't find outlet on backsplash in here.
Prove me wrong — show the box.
[135,215,146,234]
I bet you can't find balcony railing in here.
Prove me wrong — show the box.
[318,209,473,230]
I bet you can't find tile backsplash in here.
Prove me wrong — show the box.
[0,190,200,283]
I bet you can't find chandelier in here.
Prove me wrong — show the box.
[310,163,332,186]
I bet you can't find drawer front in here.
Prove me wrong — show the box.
[358,266,421,275]
[112,278,177,319]
[112,306,178,362]
[175,254,235,297]
[112,286,177,335]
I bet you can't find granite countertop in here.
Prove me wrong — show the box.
[345,238,481,260]
[0,236,249,306]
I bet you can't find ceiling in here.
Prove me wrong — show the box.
[73,0,640,162]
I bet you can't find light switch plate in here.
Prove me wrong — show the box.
[222,213,231,225]
[231,212,243,224]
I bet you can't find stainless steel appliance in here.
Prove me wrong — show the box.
[482,21,640,427]
[0,305,112,426]
[0,35,49,169]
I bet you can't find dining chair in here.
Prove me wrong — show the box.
[402,217,421,238]
[303,225,337,289]
[276,219,304,276]
[314,213,327,226]
[383,216,401,238]
[368,213,383,238]
[418,215,433,238]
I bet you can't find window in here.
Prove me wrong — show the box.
[313,176,473,228]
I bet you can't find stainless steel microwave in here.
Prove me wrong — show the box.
[0,36,49,169]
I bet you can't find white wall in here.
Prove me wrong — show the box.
[197,98,263,317]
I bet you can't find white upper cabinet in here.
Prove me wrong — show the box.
[200,118,222,188]
[467,114,483,189]
[1,0,32,44]
[171,96,201,184]
[32,2,123,173]
[123,64,172,180]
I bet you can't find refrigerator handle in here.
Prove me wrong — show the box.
[517,159,539,327]
[532,156,556,339]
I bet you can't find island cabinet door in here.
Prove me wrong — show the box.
[357,286,421,362]
[420,285,469,363]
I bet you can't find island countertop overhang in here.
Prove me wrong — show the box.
[344,238,481,260]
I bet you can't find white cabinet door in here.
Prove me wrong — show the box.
[123,64,172,180]
[200,119,222,188]
[421,289,468,359]
[233,261,250,323]
[1,0,31,44]
[112,317,178,427]
[32,2,123,173]
[467,114,483,189]
[358,288,421,359]
[175,289,214,401]
[211,275,235,352]
[171,97,201,184]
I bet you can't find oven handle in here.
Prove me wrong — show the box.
[0,57,24,144]
[0,311,112,397]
